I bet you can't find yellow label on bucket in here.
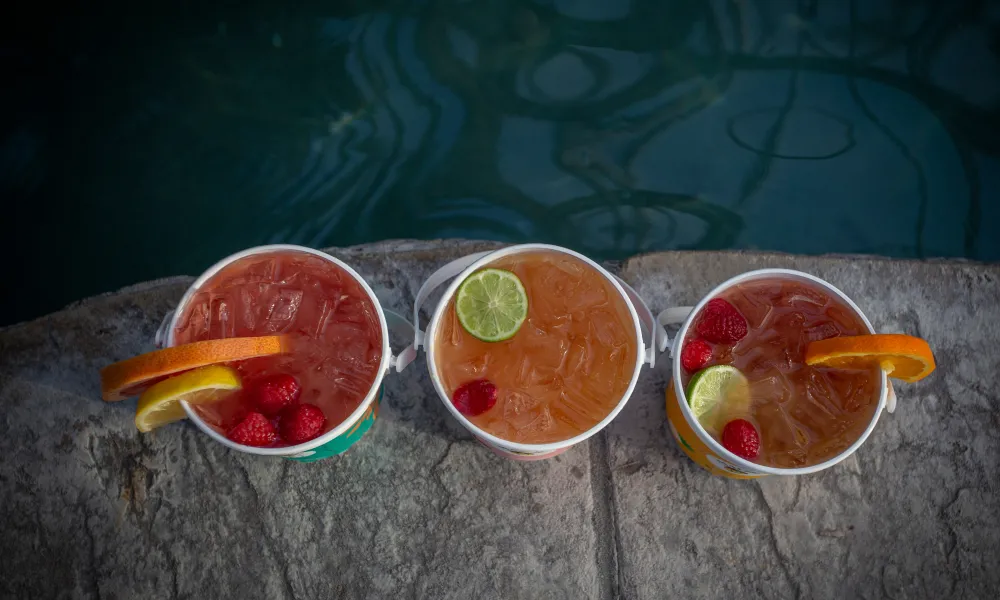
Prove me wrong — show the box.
[666,383,763,479]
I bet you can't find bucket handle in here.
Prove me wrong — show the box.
[655,307,898,413]
[656,306,693,358]
[612,276,667,368]
[393,251,494,372]
[383,309,418,372]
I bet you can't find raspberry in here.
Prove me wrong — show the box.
[696,298,748,344]
[681,339,713,372]
[721,419,761,460]
[227,412,277,447]
[280,403,327,445]
[252,373,302,417]
[452,379,498,416]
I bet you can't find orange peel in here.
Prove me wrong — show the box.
[805,334,935,383]
[101,335,290,401]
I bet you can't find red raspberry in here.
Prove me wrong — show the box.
[253,374,302,417]
[452,379,498,417]
[681,339,713,372]
[280,403,327,445]
[721,419,761,460]
[696,298,748,343]
[227,412,278,447]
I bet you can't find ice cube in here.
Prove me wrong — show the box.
[514,406,555,441]
[313,299,334,338]
[804,370,838,408]
[587,309,626,348]
[262,288,304,333]
[750,369,793,404]
[455,354,490,380]
[178,293,212,339]
[729,288,773,329]
[562,340,590,377]
[738,347,772,375]
[318,358,371,396]
[825,305,864,335]
[805,321,840,342]
[232,258,278,285]
[825,369,878,413]
[779,286,827,309]
[754,403,810,465]
[538,261,581,297]
[210,295,234,338]
[520,322,570,383]
[788,398,848,441]
[565,281,609,314]
[503,391,541,430]
[557,387,610,426]
[238,287,257,330]
[773,310,806,331]
[551,256,585,279]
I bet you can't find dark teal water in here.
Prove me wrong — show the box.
[3,1,999,325]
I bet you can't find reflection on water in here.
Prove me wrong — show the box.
[2,0,999,324]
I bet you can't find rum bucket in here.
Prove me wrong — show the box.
[153,244,415,461]
[658,268,893,478]
[395,243,665,460]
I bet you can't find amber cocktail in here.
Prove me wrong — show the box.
[433,249,640,446]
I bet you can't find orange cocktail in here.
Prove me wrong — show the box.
[435,250,638,445]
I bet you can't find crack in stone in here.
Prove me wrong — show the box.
[235,461,297,600]
[589,431,623,600]
[429,441,456,515]
[77,491,103,600]
[753,483,802,600]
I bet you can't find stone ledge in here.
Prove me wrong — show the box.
[0,240,996,599]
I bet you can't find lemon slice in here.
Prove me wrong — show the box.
[135,365,241,432]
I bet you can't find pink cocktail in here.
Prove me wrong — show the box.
[680,278,880,468]
[173,249,383,447]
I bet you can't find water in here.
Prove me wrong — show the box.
[3,0,999,326]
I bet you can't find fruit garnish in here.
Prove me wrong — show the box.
[253,373,302,417]
[685,365,749,431]
[455,268,528,342]
[695,298,748,344]
[452,379,499,416]
[805,334,935,382]
[280,403,327,445]
[721,419,761,460]
[227,412,278,447]
[101,335,290,401]
[134,365,241,433]
[681,339,713,372]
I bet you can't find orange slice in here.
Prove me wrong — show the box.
[805,334,935,383]
[101,336,290,401]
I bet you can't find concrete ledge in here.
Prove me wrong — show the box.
[0,240,997,599]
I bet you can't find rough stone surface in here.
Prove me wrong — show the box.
[0,240,997,599]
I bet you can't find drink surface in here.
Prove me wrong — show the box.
[436,251,638,444]
[682,278,880,468]
[173,251,383,442]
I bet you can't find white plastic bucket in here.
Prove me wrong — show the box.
[396,243,665,460]
[658,268,895,478]
[154,244,414,461]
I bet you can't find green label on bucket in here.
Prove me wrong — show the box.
[285,388,382,462]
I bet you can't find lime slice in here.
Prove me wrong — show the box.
[455,268,529,342]
[685,365,749,432]
[135,365,241,432]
